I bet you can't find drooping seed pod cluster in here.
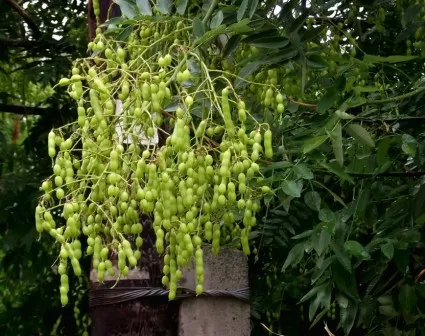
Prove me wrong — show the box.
[35,16,285,305]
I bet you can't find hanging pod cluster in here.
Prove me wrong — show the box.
[35,15,286,305]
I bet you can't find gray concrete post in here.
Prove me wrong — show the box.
[178,245,251,336]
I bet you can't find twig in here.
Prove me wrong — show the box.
[261,323,284,336]
[416,269,425,283]
[0,104,51,115]
[0,37,43,47]
[4,0,41,38]
[365,86,425,105]
[324,322,336,336]
[202,0,219,25]
[289,96,317,108]
[348,171,425,178]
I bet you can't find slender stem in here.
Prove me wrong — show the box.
[4,0,41,38]
[202,0,219,25]
[365,85,425,105]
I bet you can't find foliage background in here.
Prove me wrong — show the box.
[1,0,425,335]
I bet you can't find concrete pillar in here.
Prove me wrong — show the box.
[178,245,250,336]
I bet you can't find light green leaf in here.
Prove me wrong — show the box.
[175,0,189,15]
[303,135,329,154]
[293,164,313,180]
[364,54,418,64]
[210,10,223,29]
[156,0,172,14]
[304,191,321,211]
[282,242,305,271]
[344,240,370,260]
[136,0,152,15]
[331,123,344,167]
[116,0,138,18]
[228,18,252,33]
[281,180,301,198]
[192,17,206,38]
[248,0,259,18]
[401,134,417,157]
[237,0,249,21]
[345,123,375,147]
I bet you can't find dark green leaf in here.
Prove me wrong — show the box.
[222,35,241,58]
[235,50,297,88]
[344,240,370,260]
[312,257,333,284]
[281,180,301,198]
[293,164,313,180]
[320,162,354,184]
[299,283,327,304]
[281,242,305,271]
[291,230,313,240]
[317,230,331,256]
[248,0,259,18]
[194,24,227,47]
[317,89,337,113]
[381,241,394,259]
[175,0,189,15]
[304,191,321,211]
[341,302,358,335]
[193,17,206,38]
[288,11,310,34]
[116,24,135,41]
[399,285,415,314]
[330,241,352,273]
[345,123,375,147]
[331,122,344,166]
[156,0,172,14]
[332,261,358,300]
[136,0,152,15]
[309,294,321,321]
[310,307,329,328]
[247,36,289,49]
[303,135,329,154]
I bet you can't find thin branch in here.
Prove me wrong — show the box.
[4,0,41,38]
[0,104,51,115]
[365,86,425,105]
[202,0,219,24]
[0,37,43,47]
[358,116,425,122]
[348,171,425,178]
[289,96,317,108]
